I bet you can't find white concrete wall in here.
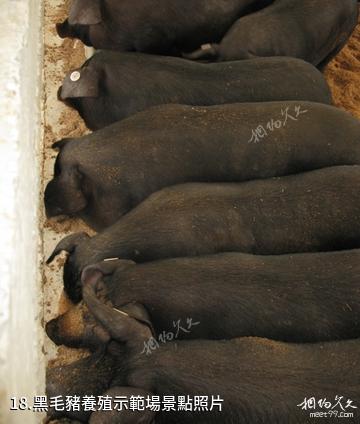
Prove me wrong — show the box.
[0,0,44,423]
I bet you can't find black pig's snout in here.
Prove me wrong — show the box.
[45,205,64,219]
[56,21,69,38]
[64,266,83,304]
[45,318,62,346]
[44,182,63,218]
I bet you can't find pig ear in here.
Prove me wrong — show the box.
[68,0,102,25]
[60,66,101,99]
[52,137,73,150]
[82,265,154,346]
[81,259,136,281]
[46,232,89,264]
[120,302,155,335]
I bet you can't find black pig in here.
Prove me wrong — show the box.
[56,0,273,54]
[46,284,360,423]
[58,52,332,130]
[46,248,360,350]
[47,165,360,303]
[186,0,358,67]
[46,352,117,422]
[45,101,360,230]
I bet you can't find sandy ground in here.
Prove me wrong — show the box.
[42,0,90,370]
[325,13,360,118]
[41,3,360,421]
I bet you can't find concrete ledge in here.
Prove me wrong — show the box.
[0,0,44,423]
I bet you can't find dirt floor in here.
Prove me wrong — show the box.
[41,1,360,417]
[325,13,360,118]
[42,0,90,370]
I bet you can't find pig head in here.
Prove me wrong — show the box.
[45,139,87,219]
